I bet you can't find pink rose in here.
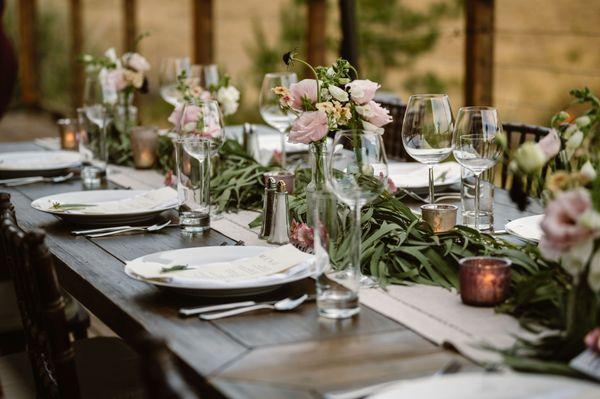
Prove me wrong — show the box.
[103,68,128,92]
[289,110,329,144]
[124,52,150,72]
[357,101,392,128]
[168,104,203,132]
[585,328,600,352]
[346,79,380,104]
[290,79,319,110]
[539,189,596,260]
[290,220,314,249]
[538,129,561,159]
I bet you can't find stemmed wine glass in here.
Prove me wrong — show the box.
[191,64,220,89]
[82,73,112,183]
[328,130,388,288]
[159,57,191,106]
[452,106,502,231]
[259,72,298,169]
[401,94,454,203]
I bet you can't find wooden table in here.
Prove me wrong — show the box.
[1,142,542,398]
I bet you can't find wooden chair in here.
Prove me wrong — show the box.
[375,95,409,161]
[0,206,145,399]
[0,193,90,356]
[500,122,553,196]
[137,335,201,399]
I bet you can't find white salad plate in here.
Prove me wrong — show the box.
[124,246,313,297]
[505,214,544,242]
[31,189,178,226]
[369,372,600,399]
[0,150,81,178]
[388,161,463,194]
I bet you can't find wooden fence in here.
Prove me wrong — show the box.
[16,0,495,112]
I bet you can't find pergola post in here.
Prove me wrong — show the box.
[192,0,214,64]
[69,0,83,109]
[464,0,495,106]
[123,0,137,51]
[339,0,359,74]
[307,0,326,67]
[18,0,40,108]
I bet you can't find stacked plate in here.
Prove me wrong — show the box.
[0,150,81,178]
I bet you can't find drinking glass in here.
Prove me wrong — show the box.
[312,192,359,319]
[328,130,388,288]
[401,94,454,203]
[259,72,298,169]
[452,106,502,231]
[174,136,212,232]
[159,57,191,106]
[175,99,225,153]
[77,107,107,188]
[461,167,495,230]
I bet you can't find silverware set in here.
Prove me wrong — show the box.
[72,220,176,237]
[398,187,461,204]
[0,172,74,187]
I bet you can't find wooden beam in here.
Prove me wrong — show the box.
[338,0,359,74]
[307,0,326,68]
[69,0,83,110]
[18,0,40,108]
[192,0,214,64]
[464,0,494,106]
[123,0,137,52]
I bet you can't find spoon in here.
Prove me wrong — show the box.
[199,294,308,320]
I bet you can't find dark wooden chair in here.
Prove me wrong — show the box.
[375,95,409,160]
[0,193,90,356]
[0,204,145,399]
[137,335,201,399]
[500,122,553,196]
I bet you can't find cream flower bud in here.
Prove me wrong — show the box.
[588,249,600,293]
[581,161,597,181]
[575,115,591,128]
[514,142,546,174]
[328,85,349,102]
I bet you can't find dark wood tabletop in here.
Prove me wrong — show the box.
[1,141,541,398]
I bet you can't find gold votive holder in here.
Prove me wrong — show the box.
[421,204,457,233]
[130,126,159,169]
[57,118,78,150]
[264,170,295,194]
[459,257,512,307]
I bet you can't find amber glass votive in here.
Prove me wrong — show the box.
[264,170,295,194]
[421,204,457,233]
[459,257,511,306]
[57,118,78,150]
[130,126,159,169]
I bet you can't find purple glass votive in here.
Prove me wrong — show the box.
[459,257,511,306]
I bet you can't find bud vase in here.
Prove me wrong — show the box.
[307,141,338,246]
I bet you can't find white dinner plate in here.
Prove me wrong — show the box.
[0,150,81,178]
[31,189,177,226]
[124,246,313,297]
[388,161,462,194]
[369,372,600,399]
[505,214,544,242]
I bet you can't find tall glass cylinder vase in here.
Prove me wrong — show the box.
[114,92,138,152]
[306,141,338,244]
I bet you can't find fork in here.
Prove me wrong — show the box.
[86,220,172,238]
[399,188,461,204]
[199,295,308,320]
[1,172,74,187]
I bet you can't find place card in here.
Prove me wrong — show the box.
[129,244,312,282]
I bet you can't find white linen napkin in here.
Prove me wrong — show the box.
[388,161,462,189]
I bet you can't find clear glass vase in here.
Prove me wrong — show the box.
[114,92,138,137]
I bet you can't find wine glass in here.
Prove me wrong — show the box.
[159,57,191,106]
[401,94,454,203]
[452,106,502,231]
[328,130,388,288]
[259,72,298,169]
[191,64,220,89]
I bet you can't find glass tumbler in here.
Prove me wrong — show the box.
[175,136,211,233]
[461,167,495,230]
[77,107,107,189]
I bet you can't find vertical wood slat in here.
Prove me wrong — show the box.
[18,0,40,108]
[123,0,137,51]
[338,0,359,74]
[306,0,326,68]
[69,0,83,110]
[192,0,214,64]
[464,0,495,106]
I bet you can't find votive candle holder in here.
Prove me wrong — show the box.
[421,204,458,233]
[130,126,159,169]
[57,118,78,150]
[459,256,511,307]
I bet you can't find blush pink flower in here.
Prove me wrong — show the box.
[290,220,314,249]
[168,104,202,132]
[538,129,561,159]
[346,79,380,104]
[289,110,329,144]
[585,328,600,352]
[104,68,128,92]
[539,189,596,260]
[357,101,392,128]
[290,79,319,110]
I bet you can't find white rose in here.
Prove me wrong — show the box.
[581,160,597,181]
[561,239,594,279]
[216,86,240,116]
[328,85,349,102]
[124,52,150,72]
[575,115,591,128]
[565,130,584,159]
[588,249,600,293]
[362,120,384,134]
[514,142,546,174]
[355,103,374,118]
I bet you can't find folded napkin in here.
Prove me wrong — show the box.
[0,151,79,170]
[126,244,314,288]
[49,187,178,214]
[388,161,462,189]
